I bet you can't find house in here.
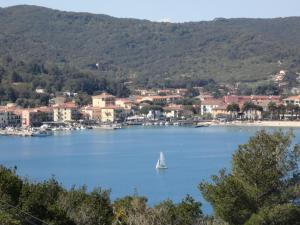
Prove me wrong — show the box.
[82,105,122,123]
[63,91,78,97]
[90,93,124,122]
[140,95,182,105]
[224,95,281,111]
[49,96,66,105]
[211,104,230,119]
[81,106,102,121]
[201,99,223,115]
[134,89,156,96]
[163,104,184,119]
[243,109,262,120]
[35,88,45,94]
[21,107,53,127]
[101,107,115,122]
[92,93,116,107]
[272,70,286,82]
[0,111,21,127]
[174,88,188,96]
[283,95,300,106]
[0,104,22,127]
[53,102,80,122]
[115,98,134,110]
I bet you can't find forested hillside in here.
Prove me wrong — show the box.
[1,5,300,87]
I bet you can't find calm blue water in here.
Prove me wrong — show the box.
[1,126,299,214]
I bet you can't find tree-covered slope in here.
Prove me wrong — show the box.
[1,5,300,85]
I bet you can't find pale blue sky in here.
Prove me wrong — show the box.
[0,0,300,22]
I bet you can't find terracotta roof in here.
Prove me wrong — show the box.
[201,99,223,105]
[53,102,78,109]
[116,98,132,103]
[283,95,300,101]
[143,95,182,100]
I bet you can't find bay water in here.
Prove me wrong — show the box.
[1,126,299,213]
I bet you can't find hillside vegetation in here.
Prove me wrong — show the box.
[1,5,300,87]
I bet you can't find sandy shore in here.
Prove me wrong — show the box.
[216,121,300,128]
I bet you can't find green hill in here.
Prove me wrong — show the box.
[1,5,300,86]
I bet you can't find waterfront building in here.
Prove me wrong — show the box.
[53,102,80,122]
[200,99,223,115]
[0,104,22,127]
[224,95,281,108]
[243,109,262,120]
[0,110,21,127]
[82,105,123,123]
[81,106,102,121]
[101,107,115,122]
[21,107,53,127]
[163,104,185,119]
[211,104,230,119]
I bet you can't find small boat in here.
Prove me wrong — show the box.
[195,123,210,128]
[156,152,168,169]
[31,130,53,137]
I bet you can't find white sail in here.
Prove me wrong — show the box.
[156,152,167,169]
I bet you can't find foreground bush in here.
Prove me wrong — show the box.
[200,130,300,225]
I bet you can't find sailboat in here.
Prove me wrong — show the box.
[156,152,168,169]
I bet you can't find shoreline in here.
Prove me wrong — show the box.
[216,121,300,128]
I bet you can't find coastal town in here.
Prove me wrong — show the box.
[2,84,300,136]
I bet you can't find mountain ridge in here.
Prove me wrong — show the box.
[1,5,300,85]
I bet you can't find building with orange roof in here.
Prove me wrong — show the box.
[140,95,182,105]
[115,98,134,110]
[53,102,80,122]
[21,107,53,127]
[211,104,230,118]
[163,104,185,118]
[283,95,300,106]
[0,104,22,127]
[92,92,116,108]
[0,110,21,127]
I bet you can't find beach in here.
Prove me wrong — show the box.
[220,120,300,128]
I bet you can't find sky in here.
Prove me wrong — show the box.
[0,0,300,22]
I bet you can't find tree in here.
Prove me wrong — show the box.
[185,87,200,98]
[113,196,148,225]
[0,166,22,205]
[175,195,203,225]
[242,102,263,120]
[267,102,277,120]
[277,104,286,120]
[294,105,300,120]
[199,130,300,225]
[58,186,113,225]
[0,211,21,225]
[245,204,300,225]
[226,103,240,119]
[286,103,296,120]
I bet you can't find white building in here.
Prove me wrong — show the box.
[200,99,223,115]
